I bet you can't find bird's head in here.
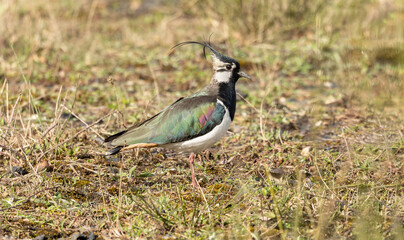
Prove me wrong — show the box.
[171,41,250,85]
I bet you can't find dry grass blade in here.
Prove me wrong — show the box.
[0,0,403,238]
[35,111,114,161]
[131,192,175,229]
[0,187,57,212]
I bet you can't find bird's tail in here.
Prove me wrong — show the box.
[105,146,123,155]
[104,130,127,155]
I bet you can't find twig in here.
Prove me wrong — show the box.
[16,134,42,182]
[98,166,113,227]
[62,104,104,139]
[4,93,21,139]
[313,152,342,202]
[36,111,114,161]
[69,162,98,174]
[372,149,386,161]
[236,92,260,114]
[41,123,58,139]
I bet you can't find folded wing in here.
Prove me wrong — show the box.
[106,95,226,148]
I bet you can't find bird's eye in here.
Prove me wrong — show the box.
[225,64,232,70]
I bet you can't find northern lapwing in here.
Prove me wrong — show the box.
[104,41,250,188]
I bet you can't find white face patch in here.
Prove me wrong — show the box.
[214,71,232,83]
[211,55,236,83]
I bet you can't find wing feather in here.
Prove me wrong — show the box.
[108,95,225,147]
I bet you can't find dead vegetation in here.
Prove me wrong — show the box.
[0,0,403,239]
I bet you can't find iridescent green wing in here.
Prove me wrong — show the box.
[109,95,225,146]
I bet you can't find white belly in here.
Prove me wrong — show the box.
[164,100,232,153]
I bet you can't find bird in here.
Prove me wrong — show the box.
[104,41,250,189]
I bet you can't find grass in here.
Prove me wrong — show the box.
[0,0,403,239]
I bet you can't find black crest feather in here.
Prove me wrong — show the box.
[170,39,239,67]
[170,41,219,59]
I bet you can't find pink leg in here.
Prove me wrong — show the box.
[188,153,200,189]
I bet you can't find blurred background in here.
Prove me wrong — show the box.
[1,0,403,127]
[1,0,403,100]
[0,0,403,239]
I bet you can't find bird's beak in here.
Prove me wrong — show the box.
[238,71,251,79]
